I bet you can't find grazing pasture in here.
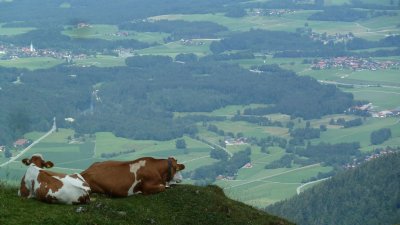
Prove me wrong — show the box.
[62,24,168,43]
[0,23,35,36]
[0,57,64,70]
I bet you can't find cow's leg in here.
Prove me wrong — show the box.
[142,183,166,195]
[19,176,30,198]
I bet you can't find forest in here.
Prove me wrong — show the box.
[0,56,354,145]
[267,153,400,225]
[0,0,247,26]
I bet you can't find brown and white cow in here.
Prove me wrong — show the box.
[81,157,185,197]
[19,154,91,204]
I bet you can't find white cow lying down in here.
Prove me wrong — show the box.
[19,154,91,205]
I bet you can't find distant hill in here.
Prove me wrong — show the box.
[0,184,293,225]
[266,153,400,225]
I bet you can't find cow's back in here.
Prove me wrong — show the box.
[81,161,135,197]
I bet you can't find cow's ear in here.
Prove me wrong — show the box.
[22,158,30,166]
[44,161,54,168]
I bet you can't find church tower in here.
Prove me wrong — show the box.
[30,42,35,52]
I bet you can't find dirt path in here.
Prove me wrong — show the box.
[296,177,330,195]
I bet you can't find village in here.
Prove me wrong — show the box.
[248,8,295,17]
[0,42,87,63]
[348,103,400,118]
[343,147,398,169]
[311,56,400,70]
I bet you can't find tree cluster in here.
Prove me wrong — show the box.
[370,128,392,145]
[294,142,361,166]
[191,148,251,183]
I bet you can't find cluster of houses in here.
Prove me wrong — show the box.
[344,148,396,169]
[0,42,88,62]
[249,8,295,17]
[348,103,400,118]
[309,32,354,45]
[106,31,130,38]
[179,39,205,46]
[312,56,400,70]
[371,109,400,118]
[0,138,31,156]
[224,137,248,146]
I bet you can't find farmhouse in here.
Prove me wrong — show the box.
[13,139,29,148]
[242,162,253,169]
[225,137,247,145]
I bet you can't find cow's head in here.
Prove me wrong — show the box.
[168,157,185,183]
[22,154,54,168]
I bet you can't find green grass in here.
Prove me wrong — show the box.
[0,184,293,225]
[174,104,269,118]
[59,2,71,8]
[314,117,400,152]
[0,57,64,70]
[73,55,126,67]
[348,86,400,110]
[0,23,35,36]
[135,40,212,57]
[95,132,217,172]
[211,121,290,138]
[220,164,332,207]
[62,25,120,40]
[325,0,394,5]
[151,10,400,41]
[62,25,169,43]
[301,67,400,87]
[24,131,46,141]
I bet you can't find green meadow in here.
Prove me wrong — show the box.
[0,23,35,36]
[135,40,213,57]
[0,57,64,70]
[62,25,169,44]
[73,55,126,67]
[313,117,400,152]
[151,9,400,41]
[211,121,289,138]
[348,86,400,110]
[219,163,332,207]
[301,68,400,85]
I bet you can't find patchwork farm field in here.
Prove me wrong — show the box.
[1,0,399,210]
[151,9,400,41]
[0,129,217,183]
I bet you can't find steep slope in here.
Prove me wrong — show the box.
[267,153,400,225]
[0,184,292,225]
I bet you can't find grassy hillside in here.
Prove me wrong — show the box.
[0,184,293,225]
[266,153,400,225]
